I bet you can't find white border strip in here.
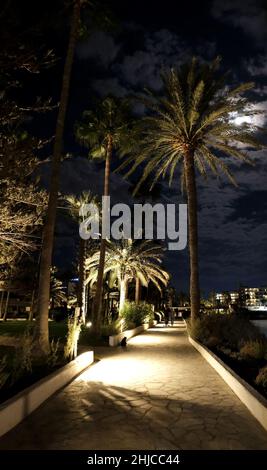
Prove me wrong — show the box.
[189,336,267,432]
[109,324,150,346]
[0,350,94,437]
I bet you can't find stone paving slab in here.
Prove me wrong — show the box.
[0,324,267,450]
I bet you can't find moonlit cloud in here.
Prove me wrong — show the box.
[77,31,120,67]
[211,0,267,42]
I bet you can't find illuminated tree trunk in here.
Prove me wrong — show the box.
[93,135,112,335]
[184,150,200,322]
[77,238,86,324]
[119,277,128,313]
[34,0,81,355]
[2,291,10,321]
[29,288,35,321]
[0,291,4,318]
[135,277,141,303]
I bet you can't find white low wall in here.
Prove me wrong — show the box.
[109,323,150,346]
[0,350,94,437]
[189,336,267,432]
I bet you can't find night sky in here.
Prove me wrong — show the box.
[12,0,267,294]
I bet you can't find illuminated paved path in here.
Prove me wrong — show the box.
[0,323,267,450]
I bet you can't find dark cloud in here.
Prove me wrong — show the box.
[119,29,215,87]
[78,28,215,100]
[245,55,267,77]
[226,190,267,222]
[59,157,132,205]
[211,0,267,42]
[92,77,128,97]
[77,31,120,67]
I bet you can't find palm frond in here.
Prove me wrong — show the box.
[85,239,169,292]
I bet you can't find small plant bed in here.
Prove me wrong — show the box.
[188,314,267,400]
[0,321,70,404]
[0,316,95,405]
[0,335,68,404]
[0,303,155,403]
[0,353,67,404]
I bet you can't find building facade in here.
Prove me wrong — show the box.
[239,286,267,307]
[215,291,239,306]
[215,286,267,308]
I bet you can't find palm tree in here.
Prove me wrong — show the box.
[50,267,67,310]
[119,57,264,322]
[76,97,133,333]
[65,191,99,323]
[35,0,81,355]
[85,239,169,313]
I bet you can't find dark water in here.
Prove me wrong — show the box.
[251,320,267,338]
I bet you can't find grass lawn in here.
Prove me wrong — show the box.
[0,320,68,340]
[0,320,108,347]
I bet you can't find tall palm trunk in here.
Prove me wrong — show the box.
[2,291,9,321]
[0,290,4,318]
[93,135,112,335]
[77,238,86,324]
[34,0,80,355]
[86,282,91,317]
[135,277,141,303]
[119,277,128,313]
[184,150,200,322]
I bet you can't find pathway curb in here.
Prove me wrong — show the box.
[189,335,267,432]
[0,350,94,437]
[109,324,150,346]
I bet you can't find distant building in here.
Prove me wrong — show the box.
[239,286,267,307]
[230,291,239,303]
[216,291,239,306]
[215,287,267,309]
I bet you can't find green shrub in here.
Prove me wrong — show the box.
[100,321,121,337]
[189,314,264,351]
[120,301,154,330]
[255,366,267,393]
[46,339,60,369]
[239,340,267,361]
[205,336,221,349]
[64,311,81,360]
[11,330,33,384]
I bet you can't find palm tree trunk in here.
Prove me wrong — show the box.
[29,288,35,321]
[86,282,91,317]
[93,135,112,335]
[184,151,200,322]
[77,238,86,324]
[0,290,4,318]
[119,277,128,313]
[135,277,141,303]
[2,290,10,321]
[34,1,80,355]
[125,281,128,300]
